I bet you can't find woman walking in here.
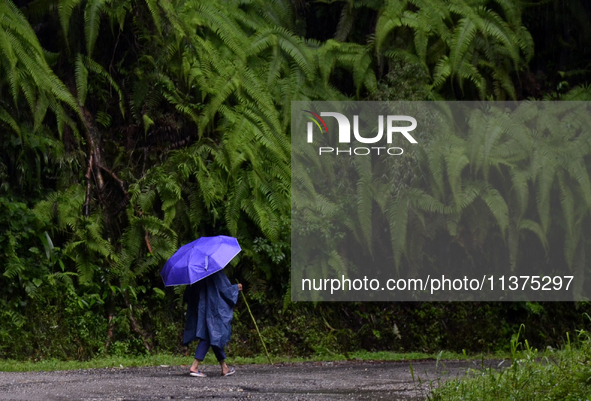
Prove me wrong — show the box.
[183,270,242,377]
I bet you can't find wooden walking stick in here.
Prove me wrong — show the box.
[237,282,273,364]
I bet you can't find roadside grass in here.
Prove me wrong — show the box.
[0,349,484,372]
[428,327,591,401]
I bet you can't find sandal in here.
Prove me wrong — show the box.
[189,370,207,377]
[221,367,235,377]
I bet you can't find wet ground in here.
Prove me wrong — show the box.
[0,359,501,400]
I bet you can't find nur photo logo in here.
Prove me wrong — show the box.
[304,110,418,156]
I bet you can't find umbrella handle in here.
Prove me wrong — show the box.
[237,282,273,365]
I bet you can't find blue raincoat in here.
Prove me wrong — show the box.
[183,271,239,348]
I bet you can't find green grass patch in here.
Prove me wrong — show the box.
[0,349,485,372]
[0,355,190,372]
[429,328,591,401]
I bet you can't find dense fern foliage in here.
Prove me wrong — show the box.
[1,0,591,359]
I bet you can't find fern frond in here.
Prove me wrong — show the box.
[84,0,107,56]
[58,0,83,48]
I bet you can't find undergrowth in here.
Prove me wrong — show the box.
[429,325,591,400]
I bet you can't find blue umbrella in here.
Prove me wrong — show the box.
[160,235,241,286]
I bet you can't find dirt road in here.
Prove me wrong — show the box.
[0,359,500,400]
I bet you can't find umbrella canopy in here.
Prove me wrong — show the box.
[160,235,241,286]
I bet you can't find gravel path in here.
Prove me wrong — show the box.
[0,359,501,400]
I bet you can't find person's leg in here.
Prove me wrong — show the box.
[195,339,211,361]
[190,340,210,375]
[211,345,226,362]
[211,346,234,376]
